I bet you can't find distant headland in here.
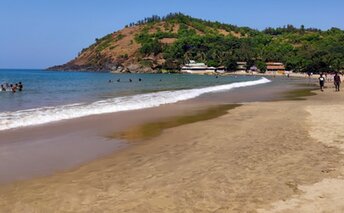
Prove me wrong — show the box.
[47,13,344,74]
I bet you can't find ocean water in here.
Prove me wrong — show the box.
[0,69,271,130]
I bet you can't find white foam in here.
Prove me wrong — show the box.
[0,77,271,131]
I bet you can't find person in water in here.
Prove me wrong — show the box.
[117,79,120,82]
[18,82,23,91]
[1,84,5,91]
[319,74,325,92]
[129,79,132,82]
[139,78,142,82]
[334,73,341,92]
[5,83,11,92]
[10,84,16,93]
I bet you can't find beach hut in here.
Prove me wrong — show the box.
[250,65,258,73]
[216,66,226,73]
[266,62,285,75]
[236,62,247,72]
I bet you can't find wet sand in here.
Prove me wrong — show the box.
[2,77,343,212]
[0,77,300,184]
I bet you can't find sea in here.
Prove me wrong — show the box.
[0,69,271,131]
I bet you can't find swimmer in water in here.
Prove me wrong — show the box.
[18,82,23,91]
[10,84,16,93]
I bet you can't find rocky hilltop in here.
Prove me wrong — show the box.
[48,13,344,73]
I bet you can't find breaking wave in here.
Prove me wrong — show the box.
[0,77,271,131]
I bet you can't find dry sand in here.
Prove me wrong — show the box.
[1,86,344,212]
[258,90,344,213]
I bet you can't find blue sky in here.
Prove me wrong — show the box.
[1,0,343,69]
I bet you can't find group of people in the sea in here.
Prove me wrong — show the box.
[318,72,342,92]
[1,82,23,93]
[108,78,143,83]
[108,78,163,83]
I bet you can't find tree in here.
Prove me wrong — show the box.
[128,13,344,72]
[300,25,305,34]
[256,61,267,73]
[140,39,162,55]
[224,59,237,71]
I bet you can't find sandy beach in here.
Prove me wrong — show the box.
[2,0,344,212]
[0,77,296,184]
[1,80,344,212]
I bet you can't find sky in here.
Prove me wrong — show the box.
[1,0,344,69]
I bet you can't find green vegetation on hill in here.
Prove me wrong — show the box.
[133,13,344,72]
[50,13,344,73]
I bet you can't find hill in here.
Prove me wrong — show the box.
[48,13,344,73]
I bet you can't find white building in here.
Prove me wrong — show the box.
[181,60,216,74]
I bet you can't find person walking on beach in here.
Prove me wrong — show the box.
[334,73,341,92]
[319,74,325,92]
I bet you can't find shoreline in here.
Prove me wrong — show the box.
[0,77,305,184]
[1,83,344,212]
[45,67,329,81]
[0,75,271,132]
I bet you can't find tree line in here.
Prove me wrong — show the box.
[132,14,344,73]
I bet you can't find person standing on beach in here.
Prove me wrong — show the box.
[334,73,341,92]
[319,74,325,92]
